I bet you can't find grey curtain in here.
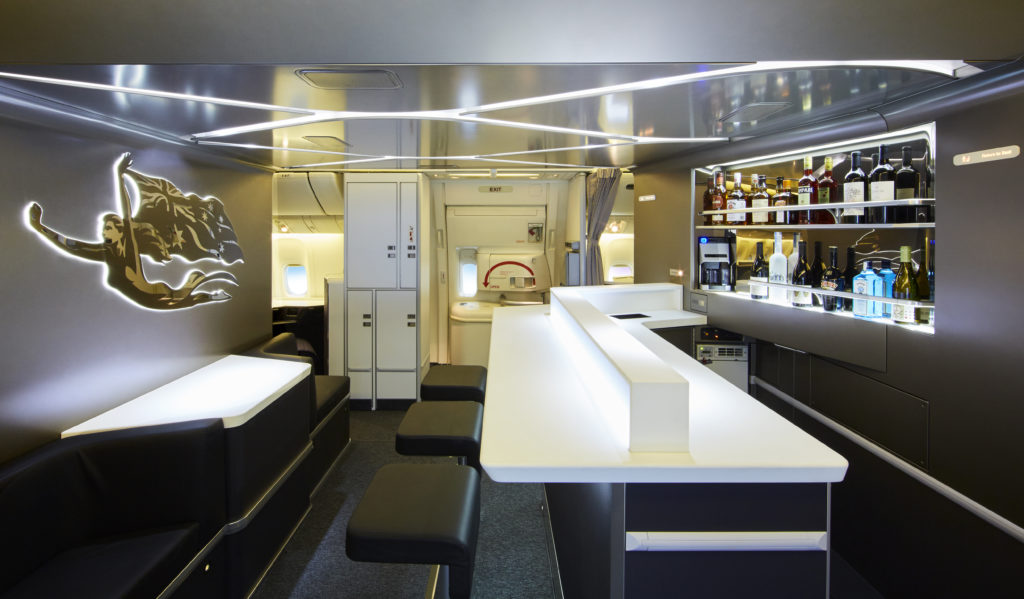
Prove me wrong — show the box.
[585,168,622,285]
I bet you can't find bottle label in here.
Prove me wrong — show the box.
[819,187,831,204]
[895,187,915,200]
[750,275,768,299]
[751,198,769,223]
[892,302,915,323]
[773,199,787,222]
[870,180,895,203]
[792,286,812,306]
[711,196,724,223]
[797,188,812,206]
[726,199,746,223]
[843,182,865,216]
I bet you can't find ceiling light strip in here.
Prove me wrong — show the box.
[0,70,315,115]
[195,140,380,158]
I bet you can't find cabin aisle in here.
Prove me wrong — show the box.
[253,410,557,599]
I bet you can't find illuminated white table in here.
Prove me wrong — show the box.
[63,355,310,436]
[480,283,847,599]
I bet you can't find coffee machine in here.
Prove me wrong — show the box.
[698,236,734,291]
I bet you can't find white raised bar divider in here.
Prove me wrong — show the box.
[550,286,689,452]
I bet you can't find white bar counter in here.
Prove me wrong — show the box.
[481,283,848,483]
[63,355,310,436]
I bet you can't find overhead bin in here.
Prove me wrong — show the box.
[273,172,343,215]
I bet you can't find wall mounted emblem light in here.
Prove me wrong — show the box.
[25,152,245,310]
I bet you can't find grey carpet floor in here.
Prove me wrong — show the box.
[251,409,558,599]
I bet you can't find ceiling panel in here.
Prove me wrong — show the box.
[0,62,993,172]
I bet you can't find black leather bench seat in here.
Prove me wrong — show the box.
[395,401,482,471]
[3,525,197,599]
[420,365,487,404]
[346,463,480,599]
[314,374,349,425]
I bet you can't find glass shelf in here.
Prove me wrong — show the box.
[704,288,935,334]
[750,281,934,308]
[700,198,935,216]
[697,223,935,230]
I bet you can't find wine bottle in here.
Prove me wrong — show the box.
[713,171,728,224]
[750,174,770,225]
[774,177,792,225]
[868,145,895,223]
[891,246,919,323]
[791,241,813,307]
[817,156,837,224]
[842,151,867,224]
[820,246,845,312]
[750,241,769,300]
[796,156,818,226]
[726,172,748,225]
[768,231,788,305]
[894,146,920,223]
[843,246,857,311]
[810,240,825,288]
[787,232,801,291]
[915,240,933,324]
[852,261,882,319]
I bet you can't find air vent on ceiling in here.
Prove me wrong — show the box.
[296,69,403,90]
[719,102,792,123]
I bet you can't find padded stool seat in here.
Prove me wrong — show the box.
[396,401,483,471]
[346,463,481,599]
[420,365,487,403]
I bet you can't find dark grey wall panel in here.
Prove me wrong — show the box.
[809,358,929,468]
[706,292,887,371]
[780,401,1024,599]
[0,112,270,462]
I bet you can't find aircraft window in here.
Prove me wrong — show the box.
[458,249,477,298]
[284,264,308,296]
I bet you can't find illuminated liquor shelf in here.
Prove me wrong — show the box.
[698,198,935,229]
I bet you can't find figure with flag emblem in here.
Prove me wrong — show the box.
[27,152,244,310]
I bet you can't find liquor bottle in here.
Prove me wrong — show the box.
[795,156,818,226]
[768,231,788,305]
[750,241,769,300]
[791,241,813,307]
[868,145,896,223]
[894,146,920,223]
[817,156,837,224]
[843,246,857,311]
[787,232,801,288]
[702,177,715,226]
[726,172,749,226]
[842,151,867,224]
[750,174,770,225]
[891,246,919,324]
[774,177,792,225]
[852,261,882,318]
[877,259,895,318]
[914,246,931,324]
[712,170,728,224]
[820,245,845,312]
[810,240,825,288]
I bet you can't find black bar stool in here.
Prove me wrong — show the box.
[421,365,487,404]
[346,463,481,599]
[395,401,483,473]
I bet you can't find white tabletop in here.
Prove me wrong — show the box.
[481,303,848,484]
[62,355,310,437]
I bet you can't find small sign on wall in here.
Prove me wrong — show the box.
[478,185,513,193]
[953,145,1020,166]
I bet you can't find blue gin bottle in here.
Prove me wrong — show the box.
[852,261,882,318]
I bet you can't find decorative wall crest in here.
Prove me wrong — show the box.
[26,153,245,310]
